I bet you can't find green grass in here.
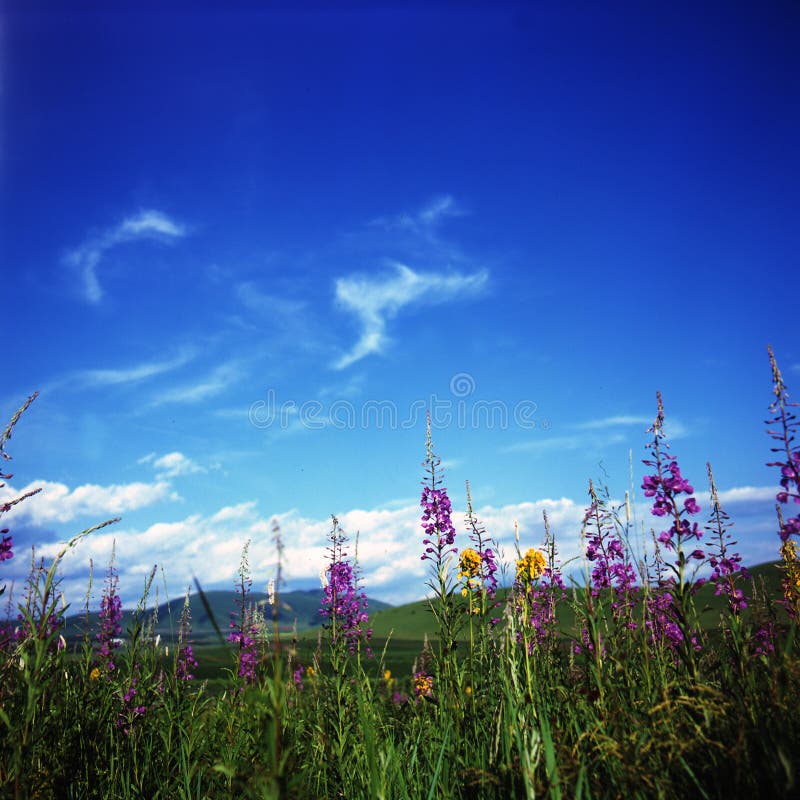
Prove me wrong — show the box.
[184,561,787,684]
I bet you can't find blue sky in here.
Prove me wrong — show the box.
[1,2,799,606]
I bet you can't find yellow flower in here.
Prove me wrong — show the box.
[516,547,546,583]
[464,685,472,695]
[458,548,482,580]
[781,540,800,604]
[89,667,101,681]
[305,666,315,677]
[459,548,483,595]
[413,673,434,699]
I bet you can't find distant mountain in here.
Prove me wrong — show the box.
[64,588,391,644]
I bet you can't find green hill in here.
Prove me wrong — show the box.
[357,561,787,642]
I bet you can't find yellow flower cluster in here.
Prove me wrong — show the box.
[516,547,546,583]
[458,548,483,597]
[781,539,800,607]
[413,673,434,699]
[458,548,482,579]
[89,667,101,681]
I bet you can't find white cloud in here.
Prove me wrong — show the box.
[14,483,784,608]
[24,496,586,607]
[0,479,180,526]
[662,419,689,439]
[503,432,628,455]
[574,415,651,431]
[65,209,187,304]
[119,210,184,237]
[571,414,688,440]
[709,485,778,505]
[333,263,489,369]
[151,452,206,479]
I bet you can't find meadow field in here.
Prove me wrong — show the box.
[1,347,799,799]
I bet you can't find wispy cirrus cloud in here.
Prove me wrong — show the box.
[150,361,243,406]
[233,281,323,354]
[504,411,689,457]
[235,282,307,319]
[65,209,187,304]
[369,194,464,234]
[68,348,196,389]
[568,414,688,440]
[333,263,489,369]
[574,415,651,431]
[503,432,629,456]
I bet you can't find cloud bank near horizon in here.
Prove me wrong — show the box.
[1,475,783,610]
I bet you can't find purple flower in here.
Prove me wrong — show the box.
[176,643,198,681]
[292,664,305,691]
[420,414,457,570]
[752,623,776,657]
[704,464,752,617]
[320,517,372,656]
[642,393,704,661]
[0,533,12,563]
[117,677,147,734]
[515,511,567,650]
[421,487,457,563]
[227,624,259,682]
[96,560,123,677]
[579,482,639,647]
[642,395,703,555]
[0,394,38,575]
[684,498,701,514]
[228,542,260,684]
[766,346,800,543]
[645,589,684,652]
[462,482,500,600]
[175,592,198,681]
